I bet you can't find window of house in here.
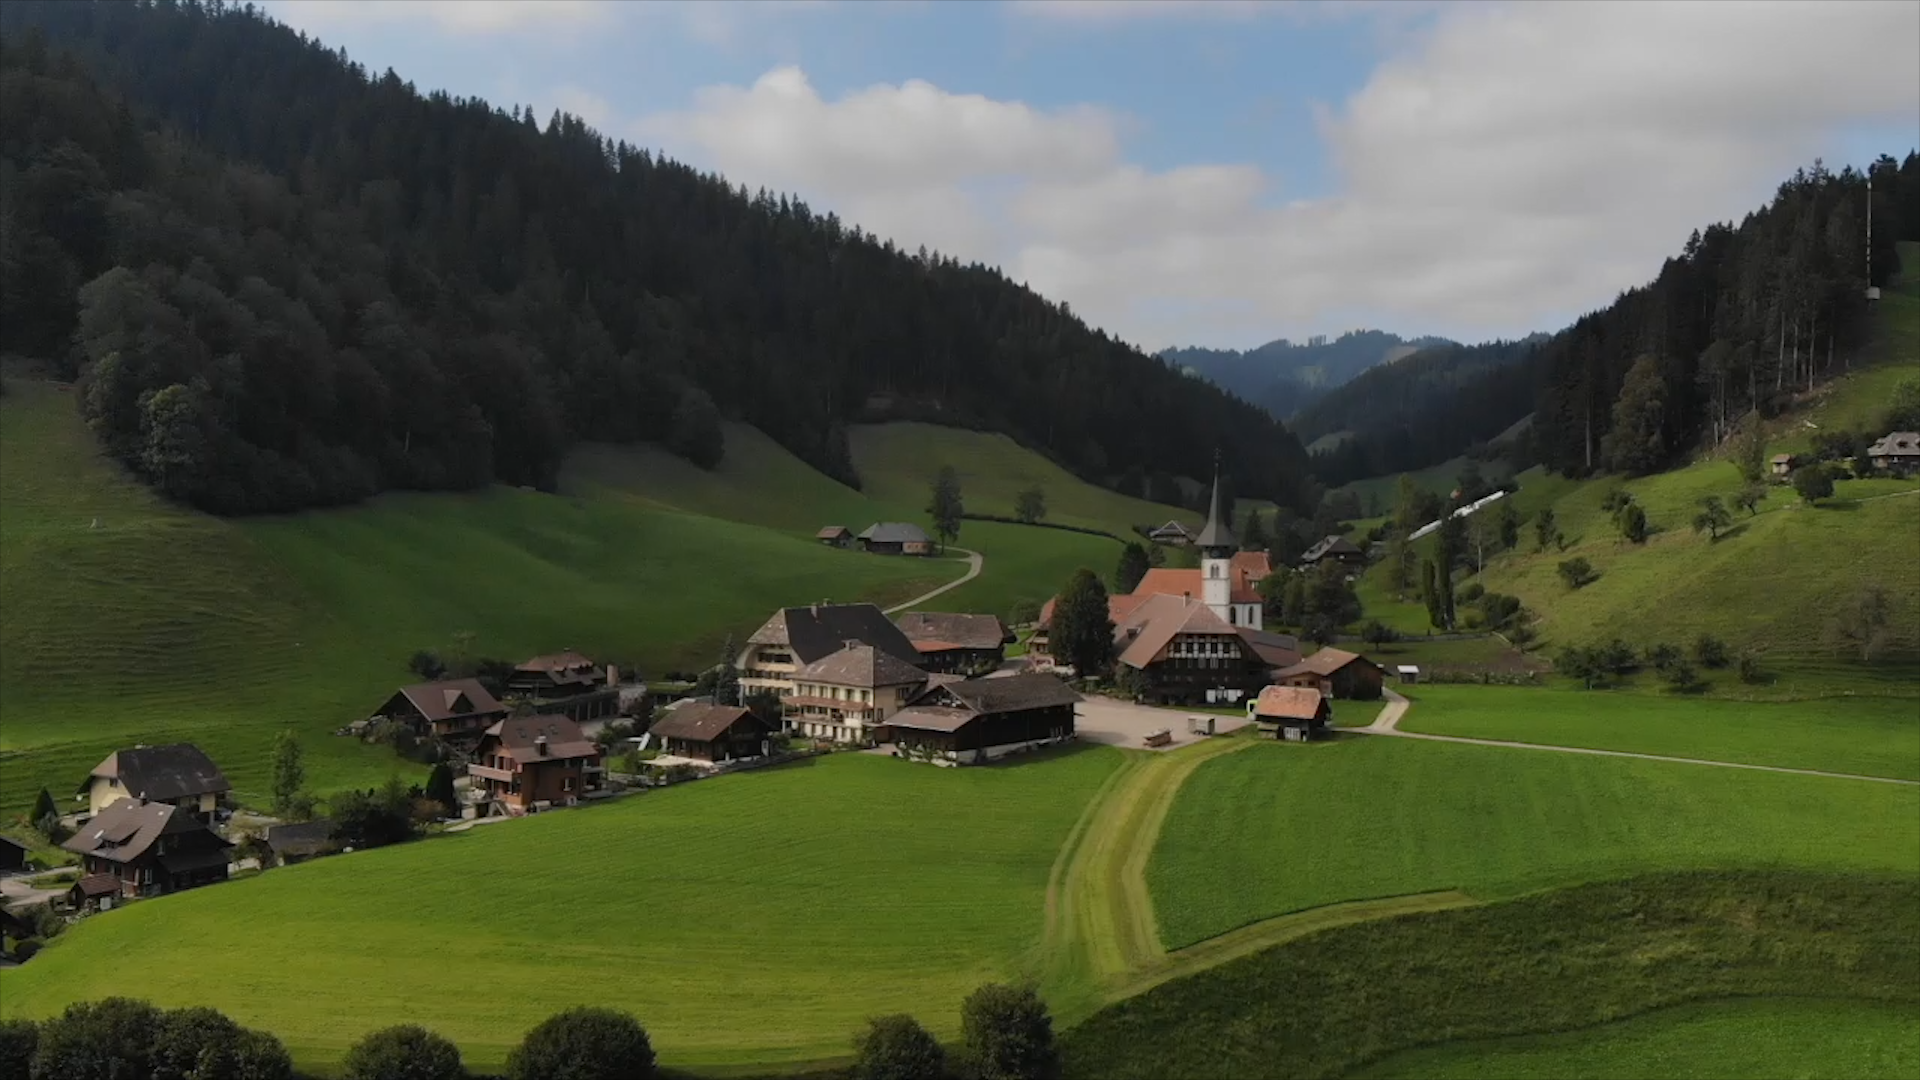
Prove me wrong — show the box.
[563,777,574,792]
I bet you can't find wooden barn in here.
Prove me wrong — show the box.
[1250,685,1333,741]
[1274,648,1385,701]
[650,704,775,763]
[883,673,1080,765]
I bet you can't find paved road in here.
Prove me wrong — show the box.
[882,547,982,614]
[1359,687,1917,786]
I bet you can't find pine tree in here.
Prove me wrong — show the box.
[1113,542,1150,595]
[1052,569,1115,677]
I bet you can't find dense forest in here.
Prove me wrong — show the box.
[0,0,1317,516]
[1313,152,1920,488]
[1161,329,1454,421]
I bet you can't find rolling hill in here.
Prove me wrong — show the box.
[1161,329,1454,420]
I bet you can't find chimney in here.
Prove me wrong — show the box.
[607,664,619,686]
[536,735,549,756]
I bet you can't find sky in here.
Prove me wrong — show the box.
[261,0,1920,353]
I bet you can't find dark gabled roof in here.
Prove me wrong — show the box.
[859,521,932,544]
[391,679,507,723]
[266,820,338,857]
[883,705,979,734]
[1148,519,1196,537]
[1237,627,1303,670]
[1192,467,1235,551]
[746,603,923,666]
[516,651,596,673]
[894,612,1014,651]
[0,836,28,854]
[80,744,230,802]
[931,672,1082,714]
[796,643,929,688]
[71,873,120,899]
[1867,432,1920,456]
[479,715,599,762]
[1300,535,1365,563]
[62,799,230,864]
[816,525,852,538]
[650,703,767,743]
[1276,647,1382,679]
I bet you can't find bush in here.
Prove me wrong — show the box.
[853,1014,947,1080]
[1791,464,1834,503]
[1457,583,1485,604]
[0,1019,35,1080]
[506,1006,654,1080]
[1737,653,1766,684]
[1693,635,1730,669]
[1618,503,1648,543]
[11,938,42,963]
[341,1025,466,1080]
[153,1006,294,1080]
[32,997,165,1079]
[1663,660,1706,694]
[1556,557,1596,590]
[1360,620,1399,647]
[1007,598,1041,626]
[1506,623,1537,647]
[1643,642,1683,673]
[960,983,1058,1080]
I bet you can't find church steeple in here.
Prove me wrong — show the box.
[1192,452,1235,554]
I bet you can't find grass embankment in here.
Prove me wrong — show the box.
[0,380,943,817]
[1398,683,1920,779]
[1147,736,1919,950]
[0,748,1123,1073]
[1354,997,1920,1080]
[1059,870,1920,1080]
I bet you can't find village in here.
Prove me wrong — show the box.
[1,470,1407,926]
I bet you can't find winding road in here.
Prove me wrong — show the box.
[882,546,982,614]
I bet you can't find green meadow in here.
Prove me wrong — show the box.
[1147,736,1920,950]
[0,748,1123,1073]
[1354,997,1920,1080]
[1399,683,1920,779]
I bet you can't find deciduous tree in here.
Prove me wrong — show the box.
[928,466,964,547]
[1051,569,1115,677]
[341,1025,466,1080]
[1792,464,1834,504]
[506,1007,654,1080]
[270,729,304,816]
[852,1014,945,1080]
[1013,487,1046,525]
[960,983,1058,1080]
[1691,496,1732,540]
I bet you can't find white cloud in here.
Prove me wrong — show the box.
[270,0,607,35]
[647,1,1917,350]
[546,85,613,129]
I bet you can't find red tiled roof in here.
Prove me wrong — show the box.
[1276,647,1380,679]
[1115,595,1240,669]
[396,679,506,722]
[478,715,599,762]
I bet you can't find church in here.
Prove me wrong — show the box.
[1031,467,1302,703]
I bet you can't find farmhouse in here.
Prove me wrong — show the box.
[1113,594,1274,704]
[1249,684,1333,741]
[893,612,1015,674]
[738,602,923,698]
[264,820,338,867]
[1867,431,1920,476]
[470,715,604,814]
[884,673,1080,765]
[1770,453,1798,478]
[785,643,932,744]
[816,525,853,547]
[1236,627,1305,671]
[1299,535,1367,571]
[649,703,775,762]
[1147,520,1197,546]
[368,678,508,746]
[77,743,230,823]
[506,651,621,724]
[1275,647,1385,701]
[0,835,26,873]
[61,798,233,900]
[858,522,935,555]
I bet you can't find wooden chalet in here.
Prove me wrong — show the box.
[1147,520,1197,546]
[506,651,620,724]
[738,602,924,698]
[61,798,233,900]
[858,522,935,555]
[0,835,27,873]
[784,643,930,745]
[67,873,121,913]
[264,820,338,867]
[816,525,853,547]
[1867,431,1920,476]
[884,673,1080,765]
[369,678,508,745]
[1250,685,1333,742]
[471,715,605,814]
[1299,535,1367,571]
[1275,647,1385,701]
[893,612,1016,675]
[77,743,230,823]
[1112,595,1273,704]
[650,704,775,762]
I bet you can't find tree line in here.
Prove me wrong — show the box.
[0,0,1318,516]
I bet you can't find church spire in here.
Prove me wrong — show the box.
[1193,451,1234,552]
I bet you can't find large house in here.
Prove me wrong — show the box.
[738,603,923,698]
[77,744,230,823]
[784,643,932,744]
[1275,647,1385,701]
[893,612,1015,674]
[858,522,935,555]
[61,798,233,900]
[469,715,604,814]
[1299,535,1367,571]
[650,703,775,762]
[1867,431,1920,476]
[1249,684,1333,741]
[368,678,509,746]
[505,651,621,724]
[885,673,1080,765]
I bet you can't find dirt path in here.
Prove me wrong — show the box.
[882,547,982,614]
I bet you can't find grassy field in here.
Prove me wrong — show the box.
[1059,870,1920,1080]
[1147,735,1920,950]
[1398,683,1920,779]
[1354,997,1920,1080]
[0,748,1123,1073]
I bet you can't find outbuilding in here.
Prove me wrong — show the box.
[1249,685,1333,741]
[1396,664,1421,684]
[649,704,775,763]
[1274,648,1386,701]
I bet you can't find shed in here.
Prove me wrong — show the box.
[0,835,27,874]
[67,873,121,912]
[1396,665,1421,684]
[1274,648,1386,701]
[857,522,935,555]
[1770,453,1798,478]
[1250,684,1334,741]
[815,525,853,547]
[265,820,339,867]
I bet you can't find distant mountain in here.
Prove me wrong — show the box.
[1161,330,1456,420]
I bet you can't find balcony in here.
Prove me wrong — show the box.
[468,764,514,783]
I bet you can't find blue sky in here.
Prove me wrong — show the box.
[265,0,1920,352]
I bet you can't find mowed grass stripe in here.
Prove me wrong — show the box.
[0,749,1123,1073]
[1148,735,1920,950]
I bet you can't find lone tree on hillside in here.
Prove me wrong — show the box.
[928,465,964,547]
[1495,498,1520,550]
[852,1014,946,1080]
[960,983,1059,1080]
[1733,415,1768,486]
[1827,585,1893,662]
[1051,569,1115,677]
[1618,503,1649,544]
[341,1025,465,1080]
[407,650,446,680]
[424,763,458,816]
[271,729,305,816]
[1692,496,1733,541]
[1014,486,1046,524]
[1735,482,1767,516]
[1557,557,1597,590]
[506,1006,655,1080]
[1534,506,1561,552]
[1113,541,1151,595]
[1792,464,1834,504]
[31,787,58,834]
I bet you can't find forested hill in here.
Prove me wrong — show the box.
[1161,329,1454,420]
[1313,152,1920,488]
[0,0,1316,516]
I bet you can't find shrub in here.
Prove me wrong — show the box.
[1457,583,1485,604]
[1663,660,1706,694]
[1693,635,1730,669]
[1596,639,1639,675]
[32,997,165,1079]
[506,1006,654,1080]
[1006,598,1041,626]
[960,983,1058,1080]
[1360,620,1400,647]
[152,1006,294,1080]
[1737,652,1766,684]
[0,1019,35,1080]
[853,1014,947,1080]
[407,650,446,681]
[1643,642,1683,673]
[1556,557,1597,590]
[1506,623,1537,647]
[12,938,42,962]
[1791,464,1834,503]
[1618,503,1648,543]
[341,1025,466,1080]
